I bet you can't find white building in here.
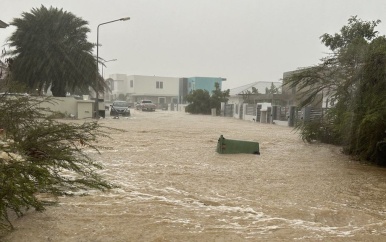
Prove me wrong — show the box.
[107,74,180,107]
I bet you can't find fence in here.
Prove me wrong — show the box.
[218,103,331,127]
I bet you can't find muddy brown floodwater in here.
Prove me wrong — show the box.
[2,110,386,241]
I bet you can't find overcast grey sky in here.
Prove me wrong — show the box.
[2,0,386,89]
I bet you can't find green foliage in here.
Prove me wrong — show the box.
[320,16,380,51]
[241,90,252,103]
[210,82,230,115]
[6,5,101,97]
[185,83,230,115]
[284,16,386,164]
[185,89,211,114]
[295,111,341,144]
[0,95,116,229]
[265,83,279,94]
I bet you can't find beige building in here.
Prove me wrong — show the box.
[106,74,180,108]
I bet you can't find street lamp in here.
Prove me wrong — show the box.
[101,59,117,79]
[95,17,130,119]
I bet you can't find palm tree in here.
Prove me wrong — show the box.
[6,5,102,97]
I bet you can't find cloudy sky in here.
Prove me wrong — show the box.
[1,0,385,89]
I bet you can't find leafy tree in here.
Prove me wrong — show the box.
[210,82,230,114]
[185,83,230,115]
[284,16,386,164]
[355,36,386,163]
[0,94,117,229]
[265,82,279,94]
[6,5,103,97]
[241,90,252,103]
[185,89,211,114]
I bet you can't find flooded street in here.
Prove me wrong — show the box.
[2,110,386,241]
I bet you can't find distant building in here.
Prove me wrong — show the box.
[178,76,226,104]
[107,74,179,108]
[106,74,227,106]
[282,69,325,108]
[187,77,226,94]
[228,81,282,105]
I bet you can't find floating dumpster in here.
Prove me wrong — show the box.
[216,135,260,155]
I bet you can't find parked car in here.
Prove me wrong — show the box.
[110,101,131,117]
[136,100,156,111]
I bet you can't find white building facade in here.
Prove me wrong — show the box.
[107,74,180,108]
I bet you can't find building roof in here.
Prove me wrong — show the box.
[187,76,226,81]
[229,81,282,96]
[0,20,9,28]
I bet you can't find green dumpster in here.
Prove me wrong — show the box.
[216,135,260,155]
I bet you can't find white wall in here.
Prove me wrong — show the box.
[109,74,180,100]
[38,97,78,115]
[37,97,95,119]
[233,103,241,119]
[242,103,256,122]
[129,75,179,96]
[257,102,272,111]
[110,74,128,82]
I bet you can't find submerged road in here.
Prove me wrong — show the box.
[3,110,386,241]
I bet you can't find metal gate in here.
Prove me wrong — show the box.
[224,104,234,117]
[255,104,262,122]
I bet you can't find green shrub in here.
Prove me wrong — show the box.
[0,95,118,230]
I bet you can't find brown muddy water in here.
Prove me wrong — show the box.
[2,110,386,241]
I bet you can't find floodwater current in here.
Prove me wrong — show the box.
[2,110,386,241]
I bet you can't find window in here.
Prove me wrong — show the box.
[156,81,163,89]
[130,80,133,88]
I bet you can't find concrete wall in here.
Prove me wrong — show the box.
[38,97,78,116]
[242,103,256,122]
[37,97,94,119]
[233,103,242,119]
[130,75,179,96]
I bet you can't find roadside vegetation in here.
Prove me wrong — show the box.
[284,16,386,165]
[0,6,117,231]
[185,82,230,115]
[0,95,118,230]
